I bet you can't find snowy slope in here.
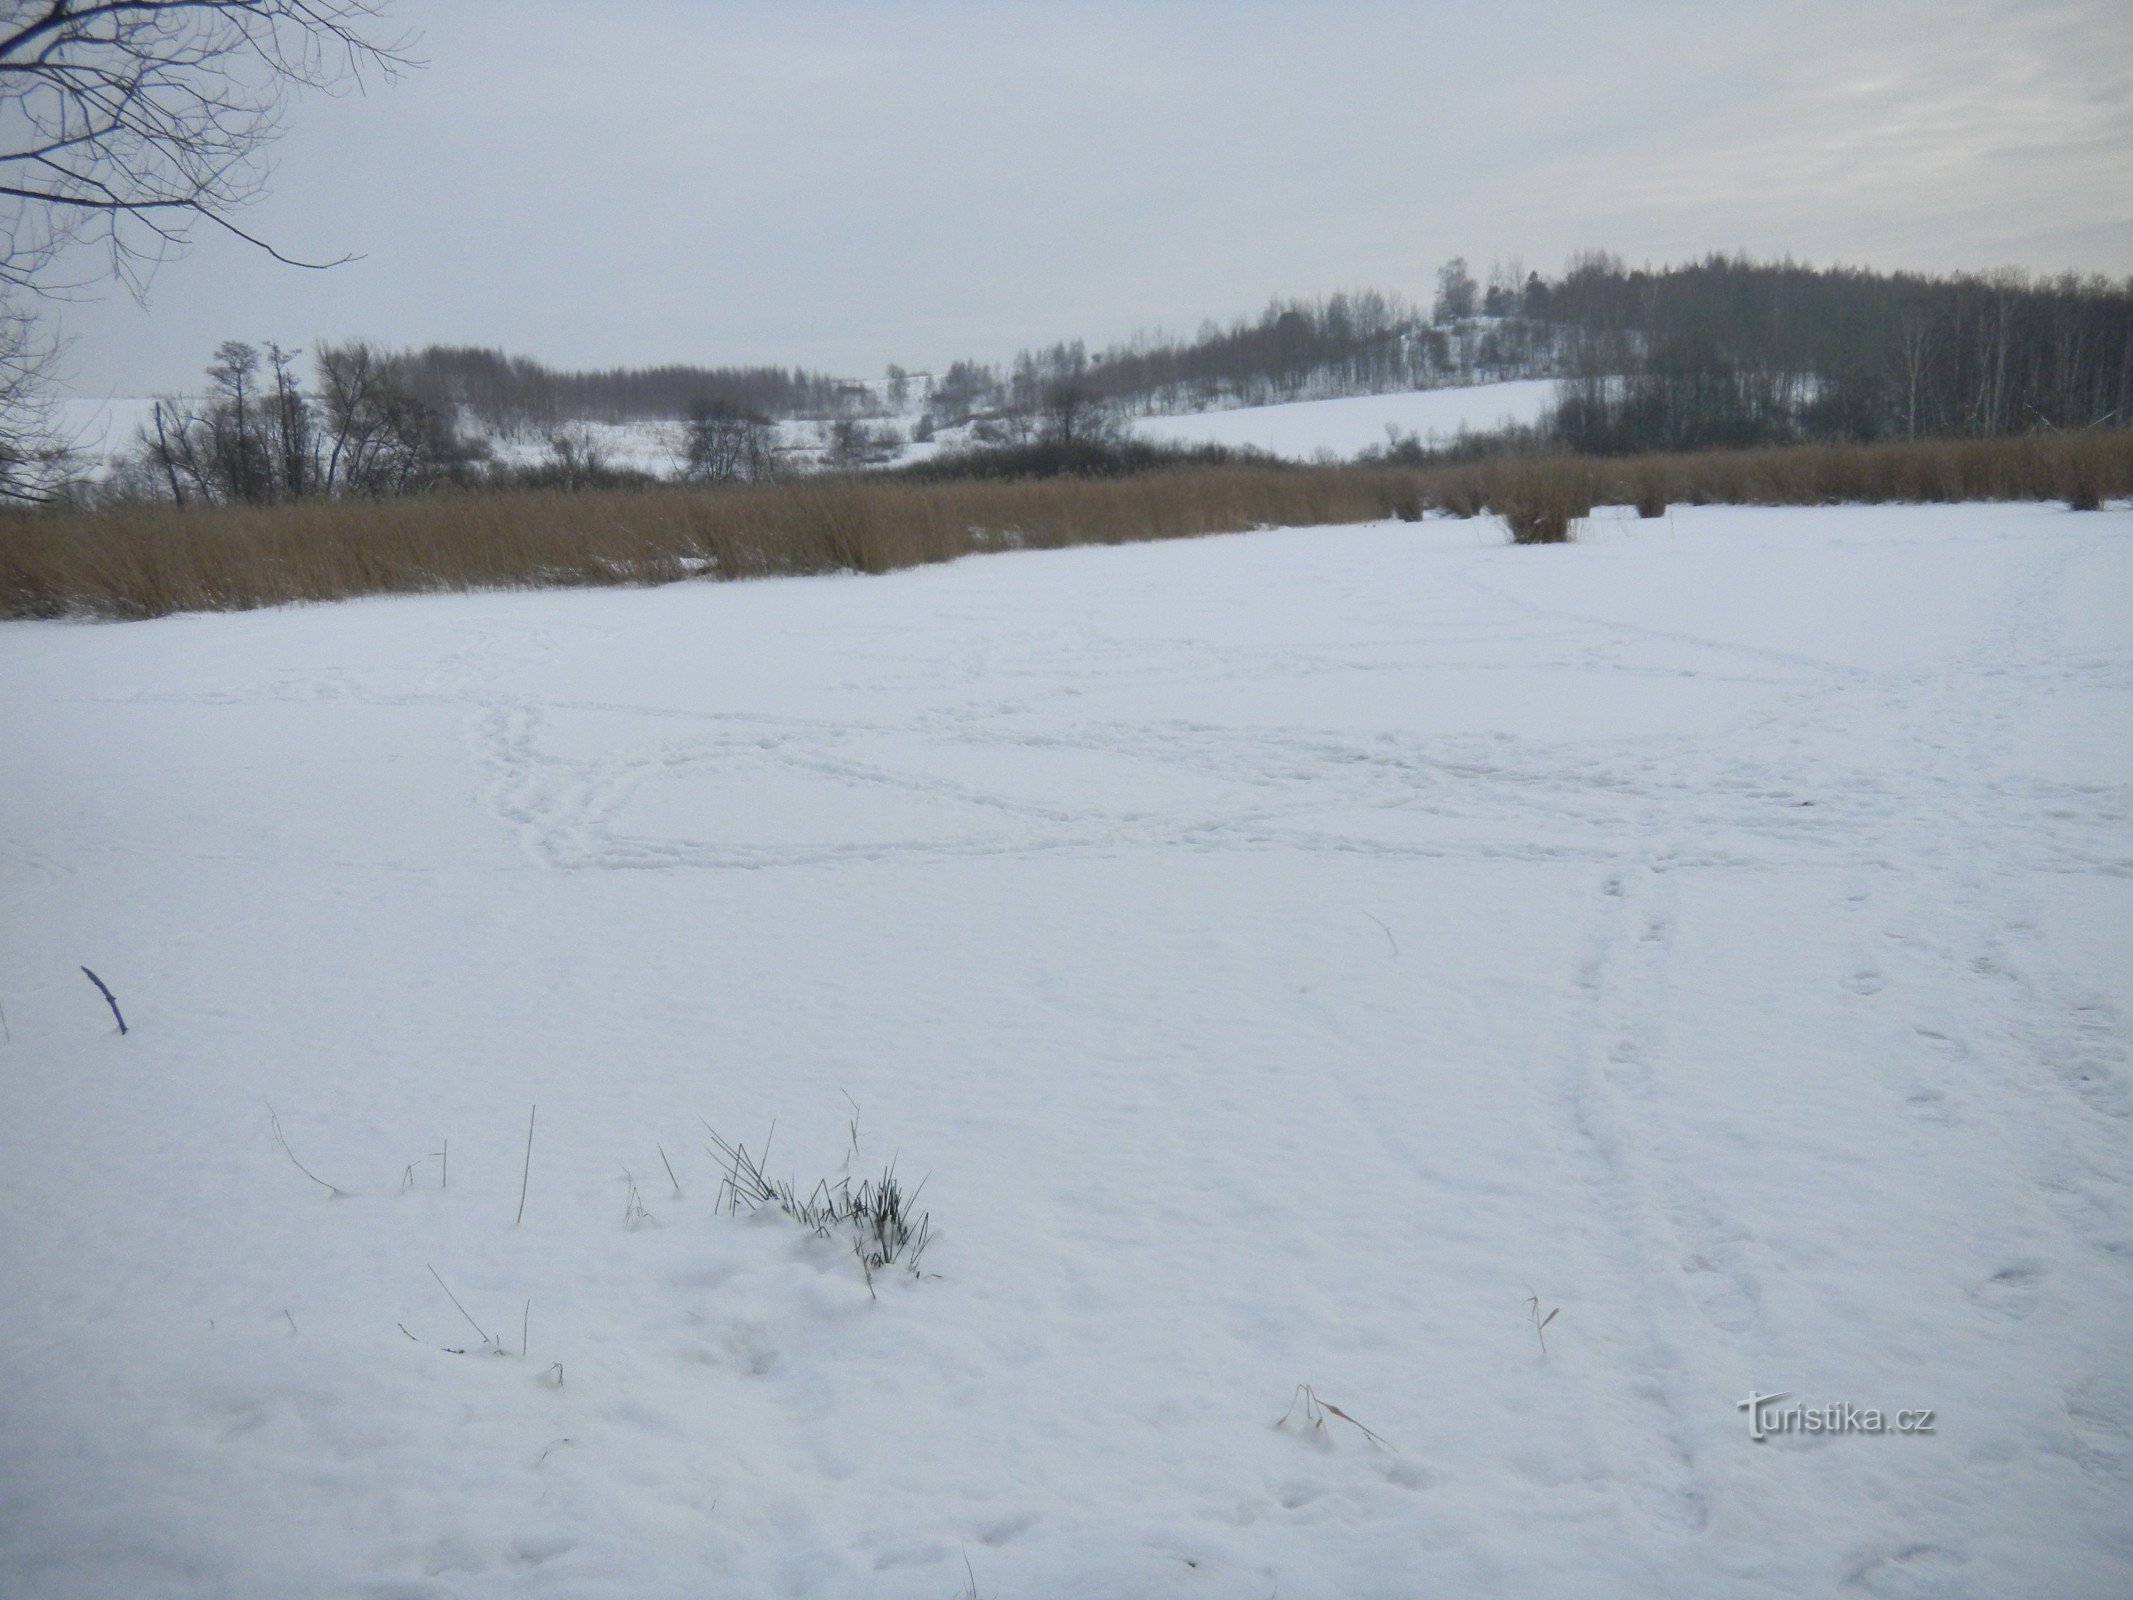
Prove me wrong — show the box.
[1134,378,1558,458]
[2,505,2130,1599]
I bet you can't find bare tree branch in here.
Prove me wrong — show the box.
[0,1,413,295]
[0,1,414,494]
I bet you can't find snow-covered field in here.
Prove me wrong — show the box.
[1133,379,1558,458]
[3,503,2131,1599]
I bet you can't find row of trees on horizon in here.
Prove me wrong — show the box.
[384,253,2133,448]
[101,345,912,507]
[392,348,874,438]
[1542,254,2132,452]
[59,253,2133,508]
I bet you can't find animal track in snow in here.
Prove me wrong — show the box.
[1967,1262,2047,1321]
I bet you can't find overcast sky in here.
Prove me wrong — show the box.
[43,0,2133,398]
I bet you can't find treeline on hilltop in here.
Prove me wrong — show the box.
[934,263,1557,425]
[958,256,2133,453]
[1538,254,2133,453]
[89,337,920,508]
[392,347,873,435]
[140,256,2133,457]
[93,340,870,508]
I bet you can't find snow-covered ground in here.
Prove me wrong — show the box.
[479,418,691,478]
[3,504,2131,1599]
[1133,379,1558,458]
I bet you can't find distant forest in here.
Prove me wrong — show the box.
[979,263,1558,417]
[972,255,2132,452]
[393,347,873,435]
[1539,254,2132,452]
[393,255,2129,458]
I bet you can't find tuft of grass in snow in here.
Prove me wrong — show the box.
[622,1172,653,1228]
[702,1118,935,1287]
[1275,1384,1396,1452]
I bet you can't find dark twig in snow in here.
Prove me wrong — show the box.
[80,966,125,1033]
[1361,911,1399,957]
[1526,1292,1561,1357]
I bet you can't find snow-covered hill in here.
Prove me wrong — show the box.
[4,504,2130,1598]
[1132,377,1558,458]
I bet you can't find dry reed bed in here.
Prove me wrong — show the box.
[4,432,2128,620]
[1451,430,2133,543]
[0,468,1420,621]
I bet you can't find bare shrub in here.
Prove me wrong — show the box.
[2051,433,2108,511]
[1487,456,1595,544]
[1434,471,1488,518]
[1625,459,1670,519]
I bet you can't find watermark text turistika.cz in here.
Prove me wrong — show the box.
[1737,1392,1936,1442]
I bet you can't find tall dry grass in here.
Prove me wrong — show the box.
[1479,457,1599,544]
[4,431,2128,621]
[1419,430,2133,536]
[1576,430,2132,518]
[0,467,1422,621]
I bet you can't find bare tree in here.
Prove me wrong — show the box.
[823,414,900,470]
[0,295,65,497]
[138,333,468,503]
[0,2,411,499]
[683,397,778,483]
[0,1,412,294]
[264,339,311,494]
[1432,257,1478,325]
[1037,374,1117,447]
[314,335,405,492]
